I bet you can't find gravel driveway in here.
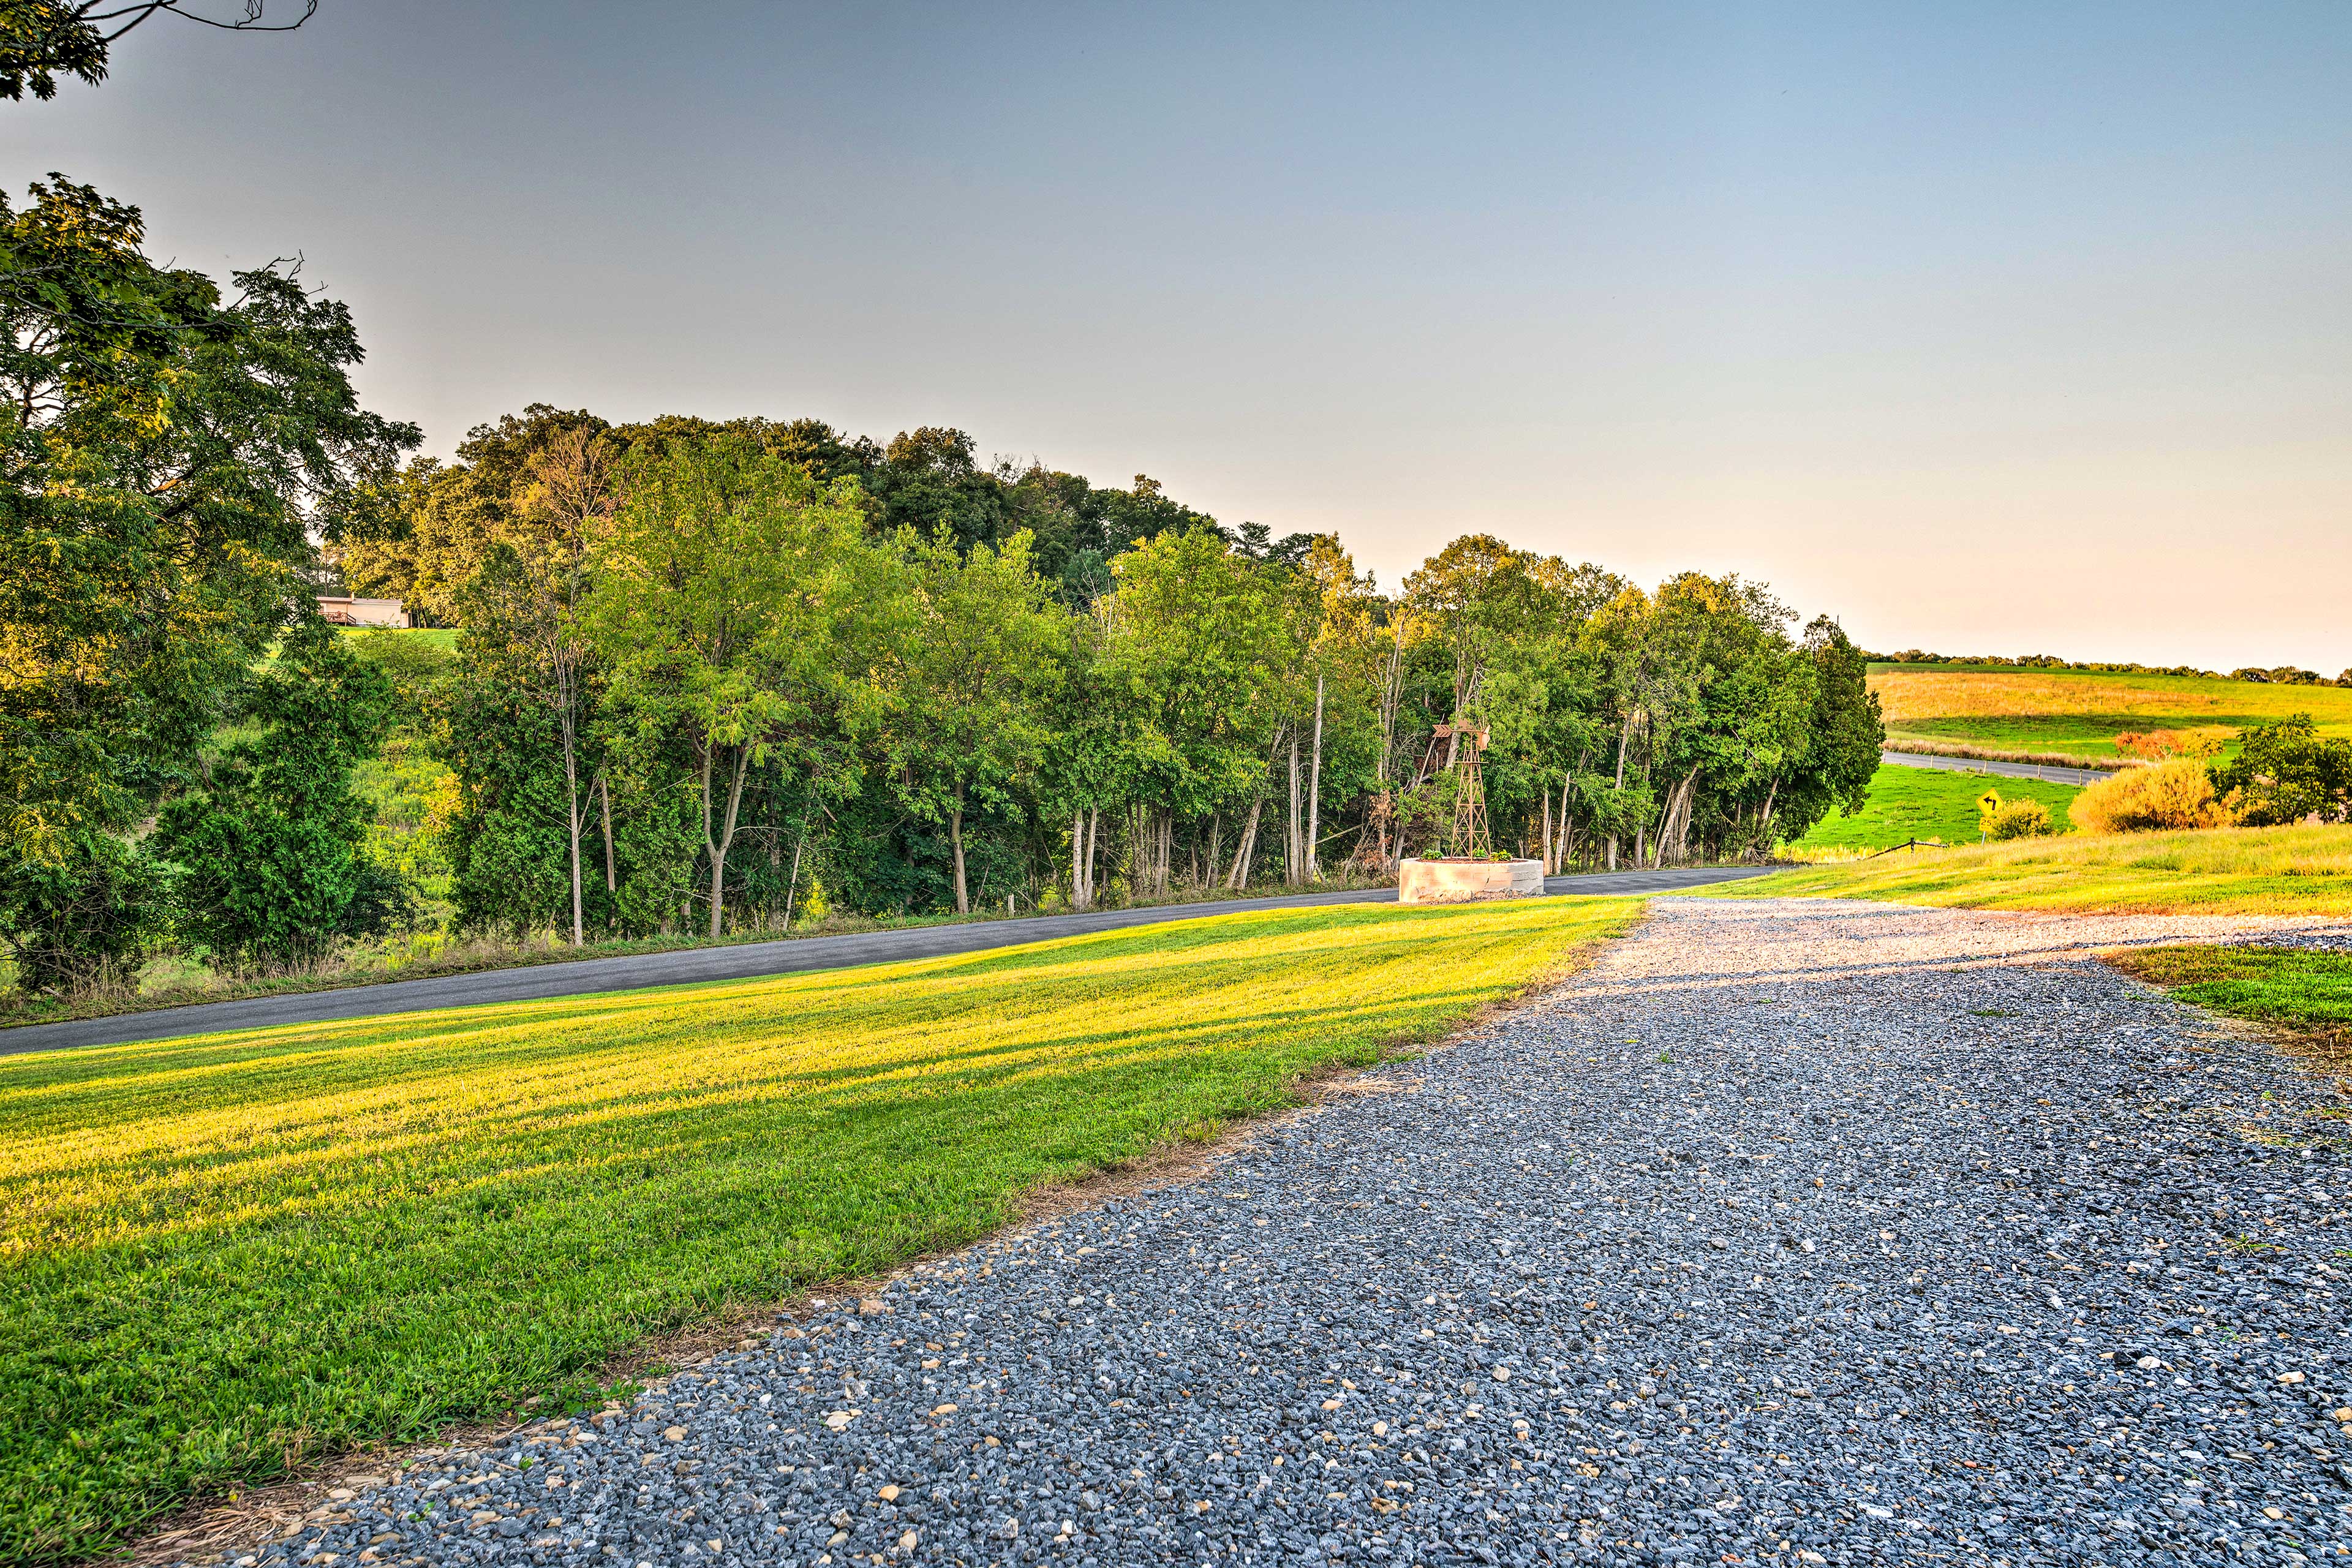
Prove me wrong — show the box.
[214,897,2352,1568]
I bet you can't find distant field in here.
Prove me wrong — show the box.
[1787,763,2081,853]
[1872,665,2352,761]
[1713,823,2352,916]
[0,897,1635,1562]
[338,624,458,650]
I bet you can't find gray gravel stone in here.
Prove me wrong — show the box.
[209,897,2352,1567]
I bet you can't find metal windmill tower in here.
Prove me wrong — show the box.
[1413,720,1494,859]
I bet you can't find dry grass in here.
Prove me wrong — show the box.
[1870,667,2352,761]
[1872,669,2221,722]
[1705,823,2352,915]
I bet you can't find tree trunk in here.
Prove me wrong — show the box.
[1286,730,1302,885]
[1207,812,1223,888]
[1071,807,1091,911]
[1088,805,1102,903]
[1672,768,1699,864]
[1227,796,1265,891]
[563,738,584,946]
[703,743,751,940]
[782,823,806,927]
[1607,835,1617,871]
[598,772,616,894]
[1306,673,1324,882]
[1541,788,1553,875]
[950,782,970,914]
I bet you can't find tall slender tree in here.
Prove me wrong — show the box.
[587,435,875,938]
[886,530,1069,914]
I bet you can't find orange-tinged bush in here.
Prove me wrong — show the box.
[2115,729,2221,761]
[2070,758,2239,834]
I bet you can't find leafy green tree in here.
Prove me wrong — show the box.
[2212,715,2352,824]
[1403,533,1548,720]
[1,175,415,968]
[1001,466,1228,603]
[334,405,608,622]
[153,620,406,961]
[861,427,1010,552]
[1,0,315,102]
[885,530,1069,913]
[1760,617,1883,844]
[461,428,619,944]
[1098,529,1293,894]
[1292,535,1389,879]
[587,434,880,937]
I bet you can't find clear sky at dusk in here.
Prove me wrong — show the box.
[15,1,2350,669]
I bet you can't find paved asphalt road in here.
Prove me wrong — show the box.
[0,867,1768,1057]
[1879,747,2116,788]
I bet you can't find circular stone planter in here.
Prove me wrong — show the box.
[1396,856,1545,904]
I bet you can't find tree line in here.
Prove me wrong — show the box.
[3,339,1887,989]
[309,405,1885,954]
[0,10,1883,991]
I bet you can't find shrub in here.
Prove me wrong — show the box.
[0,829,165,995]
[154,620,407,961]
[2114,729,2220,761]
[2209,715,2352,826]
[1984,799,2057,840]
[2070,758,2238,834]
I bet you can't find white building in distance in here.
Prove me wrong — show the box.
[318,597,410,628]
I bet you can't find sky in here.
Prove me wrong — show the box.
[13,1,2351,671]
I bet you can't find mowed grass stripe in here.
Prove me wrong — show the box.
[0,896,1637,1564]
[1705,823,2352,915]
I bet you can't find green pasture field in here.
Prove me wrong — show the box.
[338,625,458,652]
[1710,823,2352,916]
[1871,665,2352,761]
[0,895,1637,1562]
[2108,944,2352,1059]
[1786,763,2081,853]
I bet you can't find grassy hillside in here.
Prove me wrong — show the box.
[1872,665,2352,761]
[338,625,458,652]
[1787,763,2080,854]
[1714,823,2352,915]
[0,895,1636,1562]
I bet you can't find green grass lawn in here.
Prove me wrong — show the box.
[1711,823,2352,916]
[2108,945,2352,1058]
[1871,665,2352,760]
[0,896,1636,1562]
[1787,763,2081,853]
